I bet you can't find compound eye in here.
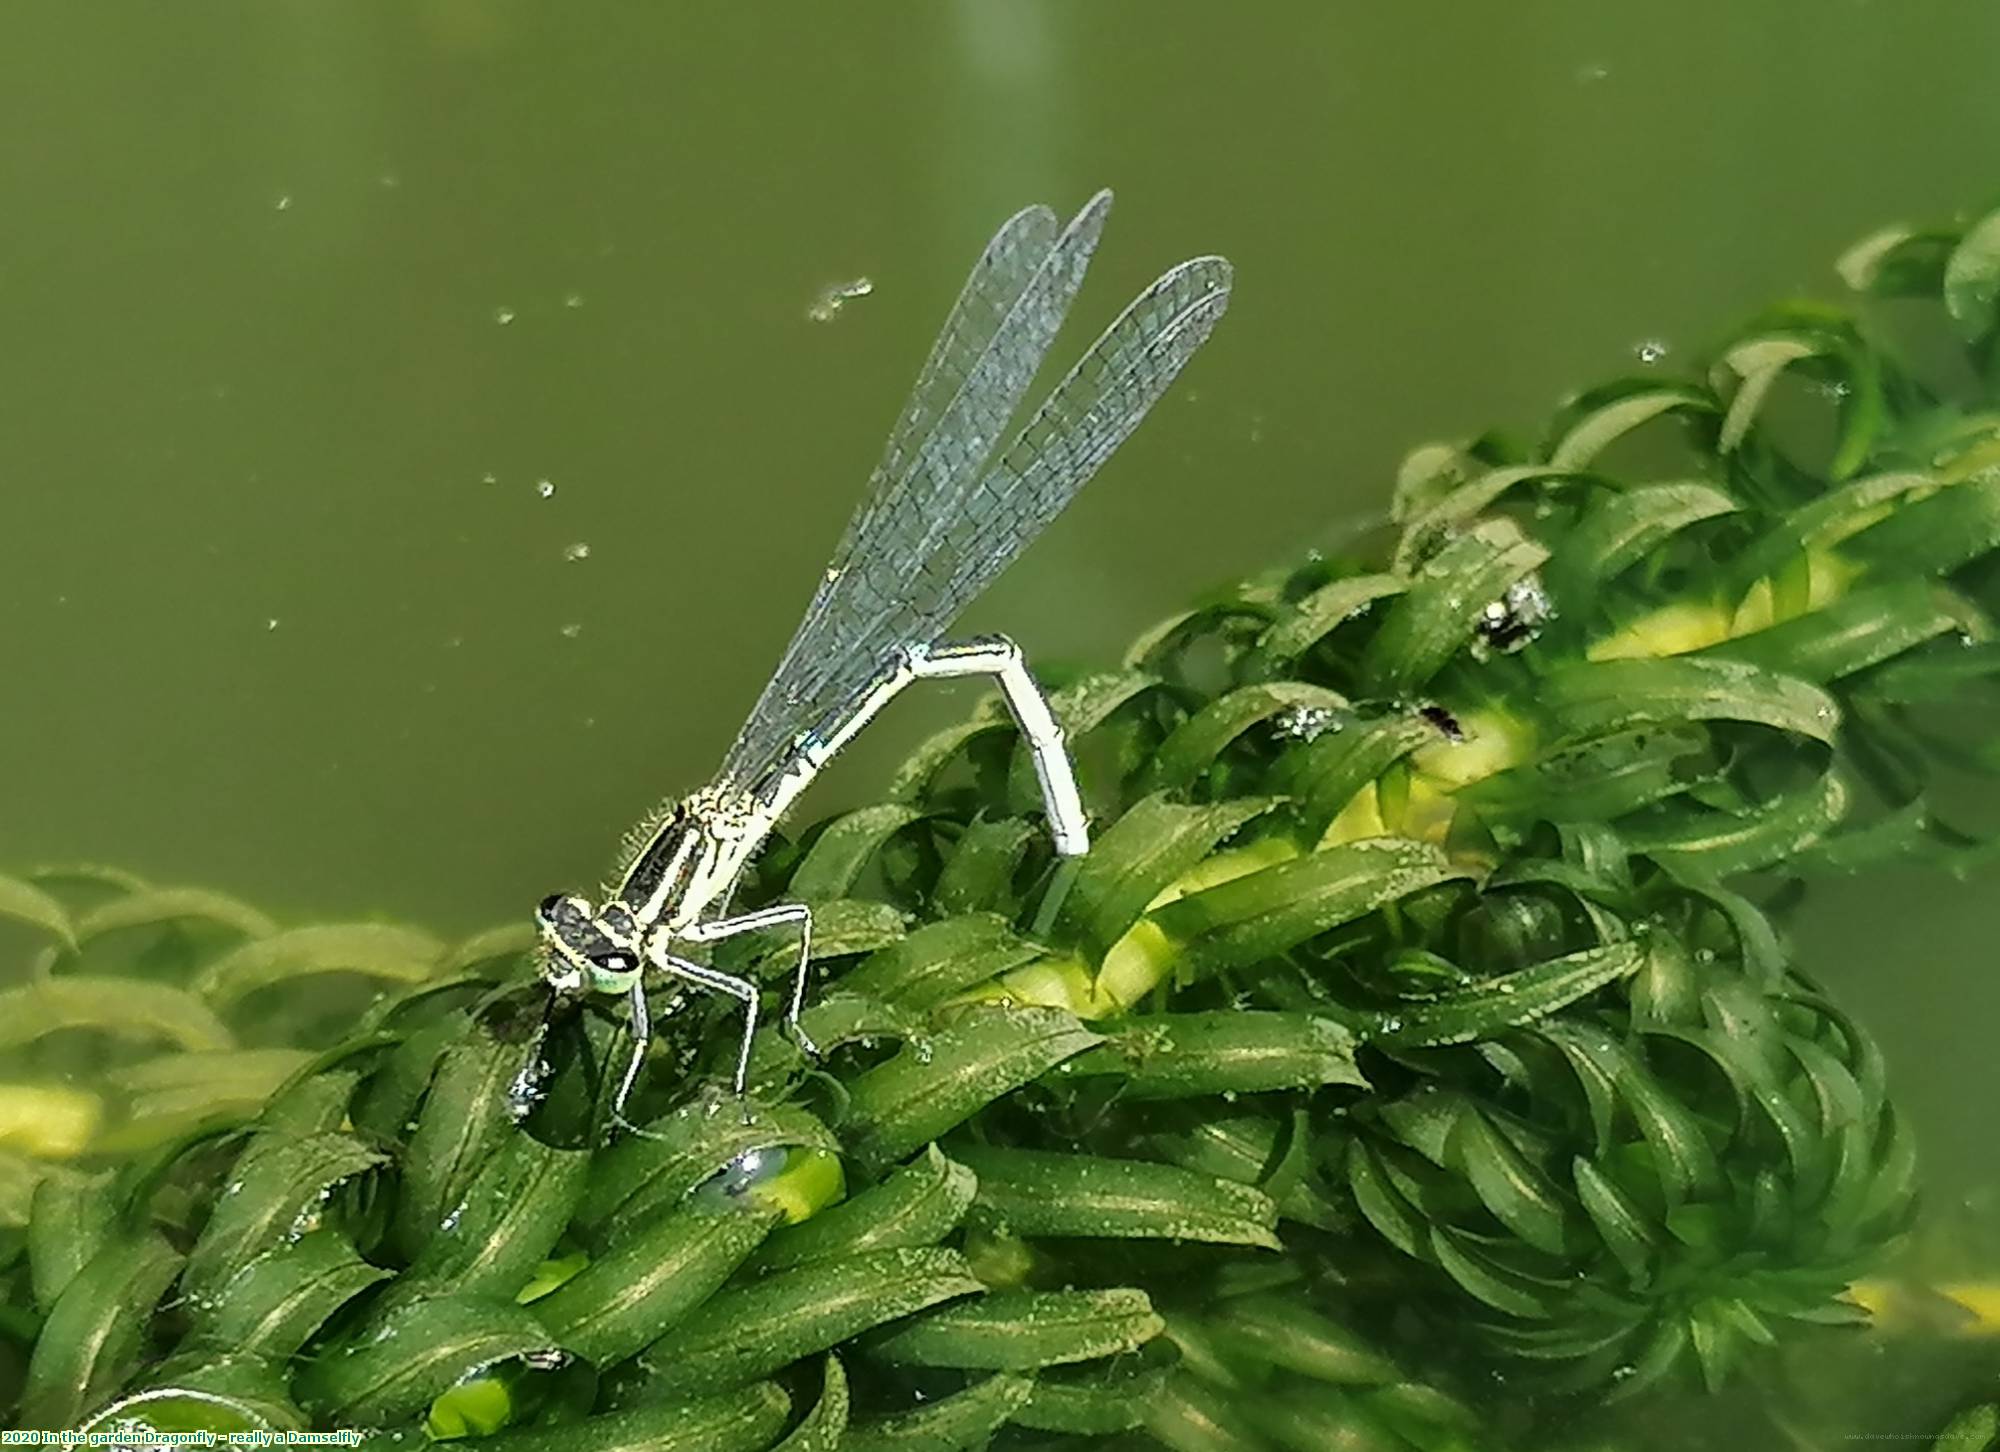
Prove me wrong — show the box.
[537,894,590,931]
[594,950,638,978]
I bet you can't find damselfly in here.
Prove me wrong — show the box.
[535,190,1231,1124]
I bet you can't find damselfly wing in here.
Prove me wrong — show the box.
[535,190,1231,1127]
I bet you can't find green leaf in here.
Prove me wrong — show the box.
[0,975,233,1053]
[190,1229,391,1360]
[1150,839,1464,978]
[1368,940,1643,1047]
[1628,769,1849,877]
[1943,207,2000,341]
[1547,382,1717,470]
[843,1372,1033,1451]
[1728,470,1933,595]
[1275,711,1447,836]
[1251,574,1406,673]
[579,1094,839,1246]
[1069,1011,1364,1099]
[732,897,905,973]
[1393,464,1589,571]
[1715,337,1819,455]
[770,1357,849,1452]
[1014,1356,1167,1434]
[94,1050,314,1154]
[296,1292,562,1425]
[394,1037,534,1260]
[74,885,278,947]
[1058,794,1282,956]
[1706,580,1984,684]
[788,805,927,902]
[957,1146,1280,1249]
[638,1246,982,1395]
[1464,722,1714,825]
[754,1144,976,1273]
[194,924,446,1008]
[1617,1059,1725,1207]
[86,1351,306,1436]
[869,1288,1164,1371]
[181,1130,384,1305]
[838,914,1046,1010]
[1144,683,1350,794]
[889,718,1016,804]
[441,921,540,974]
[1542,657,1838,746]
[1428,1229,1555,1319]
[745,992,919,1089]
[464,1386,792,1452]
[1835,224,1953,296]
[1002,669,1168,808]
[1452,1109,1571,1256]
[1209,1295,1400,1385]
[1549,482,1738,615]
[930,818,1041,916]
[842,1007,1102,1173]
[1143,1373,1270,1452]
[1570,1156,1658,1283]
[1148,1110,1343,1232]
[401,1132,589,1300]
[1344,1141,1429,1259]
[18,1232,185,1429]
[533,1200,778,1365]
[27,1171,115,1312]
[0,872,77,949]
[1931,1401,2000,1452]
[1362,520,1550,694]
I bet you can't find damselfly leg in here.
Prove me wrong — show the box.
[615,948,762,1133]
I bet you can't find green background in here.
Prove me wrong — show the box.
[1,4,1995,1194]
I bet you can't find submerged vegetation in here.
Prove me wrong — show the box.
[7,201,2000,1449]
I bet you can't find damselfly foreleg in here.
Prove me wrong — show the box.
[618,947,762,1125]
[680,902,818,1060]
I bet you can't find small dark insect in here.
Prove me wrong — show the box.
[1419,703,1466,742]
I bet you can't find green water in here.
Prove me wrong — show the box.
[4,2,2000,1441]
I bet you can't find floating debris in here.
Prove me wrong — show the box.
[1272,703,1344,741]
[1471,575,1554,659]
[808,276,874,323]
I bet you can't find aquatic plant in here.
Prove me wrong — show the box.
[7,198,2000,1449]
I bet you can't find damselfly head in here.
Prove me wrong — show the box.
[537,891,645,995]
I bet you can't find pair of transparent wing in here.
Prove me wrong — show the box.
[715,189,1233,793]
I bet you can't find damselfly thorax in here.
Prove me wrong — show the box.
[531,189,1232,1128]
